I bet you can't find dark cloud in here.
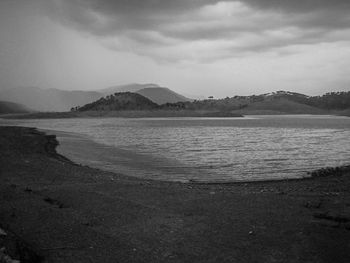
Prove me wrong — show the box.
[242,0,350,13]
[43,0,350,61]
[46,0,216,32]
[78,0,216,15]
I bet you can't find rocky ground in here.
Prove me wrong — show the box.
[0,126,349,262]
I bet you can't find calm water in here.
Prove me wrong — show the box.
[1,115,350,182]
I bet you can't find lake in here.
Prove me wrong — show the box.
[1,115,350,182]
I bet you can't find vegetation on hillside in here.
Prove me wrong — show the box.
[74,92,158,111]
[71,90,350,115]
[160,91,350,112]
[4,90,349,119]
[306,92,350,110]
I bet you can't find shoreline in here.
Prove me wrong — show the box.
[11,125,350,185]
[49,127,350,184]
[1,109,349,119]
[29,128,350,185]
[1,126,350,262]
[0,110,244,119]
[18,126,350,184]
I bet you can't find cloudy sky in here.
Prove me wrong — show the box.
[1,0,350,97]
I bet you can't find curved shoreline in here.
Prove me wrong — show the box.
[1,126,350,262]
[35,126,350,184]
[8,125,350,185]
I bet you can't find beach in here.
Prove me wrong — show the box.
[0,126,350,262]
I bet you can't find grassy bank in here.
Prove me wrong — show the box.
[0,126,349,262]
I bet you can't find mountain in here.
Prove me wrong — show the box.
[137,87,191,105]
[239,98,325,114]
[100,83,159,94]
[0,101,31,114]
[0,87,103,112]
[257,90,350,112]
[99,83,192,105]
[159,90,350,114]
[235,91,324,114]
[77,92,158,111]
[2,85,348,114]
[0,84,191,111]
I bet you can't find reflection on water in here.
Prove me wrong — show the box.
[1,115,350,182]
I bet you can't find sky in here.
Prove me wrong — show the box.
[0,0,350,98]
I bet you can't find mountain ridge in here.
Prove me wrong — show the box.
[100,83,160,94]
[0,84,191,111]
[0,101,31,114]
[137,87,192,104]
[0,86,102,112]
[1,85,349,115]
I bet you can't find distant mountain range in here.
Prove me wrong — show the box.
[0,84,192,111]
[1,84,349,116]
[0,101,31,114]
[74,90,350,117]
[0,87,102,112]
[100,83,159,94]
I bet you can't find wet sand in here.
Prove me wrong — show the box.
[0,126,350,262]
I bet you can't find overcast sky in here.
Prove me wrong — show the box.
[1,0,350,97]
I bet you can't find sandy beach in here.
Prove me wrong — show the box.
[0,126,350,262]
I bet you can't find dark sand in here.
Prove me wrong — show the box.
[0,126,350,262]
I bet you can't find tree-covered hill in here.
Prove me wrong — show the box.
[73,90,350,116]
[100,84,192,104]
[75,92,159,111]
[306,92,350,110]
[160,91,350,113]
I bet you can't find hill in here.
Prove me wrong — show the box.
[137,87,191,104]
[76,92,159,111]
[0,101,31,114]
[99,83,192,105]
[305,91,350,110]
[6,89,348,118]
[236,98,325,114]
[100,83,159,94]
[2,86,348,116]
[0,87,102,112]
[0,84,191,111]
[255,90,350,111]
[159,90,349,115]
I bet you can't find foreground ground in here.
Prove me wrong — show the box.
[0,126,349,262]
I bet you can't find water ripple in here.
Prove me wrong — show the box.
[1,115,350,182]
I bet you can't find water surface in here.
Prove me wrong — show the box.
[1,115,349,182]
